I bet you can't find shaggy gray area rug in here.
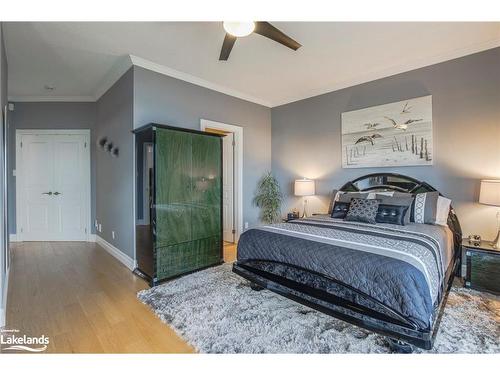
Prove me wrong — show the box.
[137,264,500,353]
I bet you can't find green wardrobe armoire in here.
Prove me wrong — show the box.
[134,123,223,286]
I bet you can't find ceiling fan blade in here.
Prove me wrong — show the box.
[254,22,301,51]
[219,33,237,60]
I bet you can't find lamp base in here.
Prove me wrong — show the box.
[301,198,308,218]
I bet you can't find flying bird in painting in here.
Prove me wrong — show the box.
[401,102,412,113]
[384,116,408,130]
[384,116,424,130]
[355,134,382,146]
[404,118,423,125]
[364,122,380,130]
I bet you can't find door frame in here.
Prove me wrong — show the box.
[200,119,243,242]
[15,129,91,242]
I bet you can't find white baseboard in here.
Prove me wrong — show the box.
[95,235,136,271]
[10,233,98,243]
[1,266,10,328]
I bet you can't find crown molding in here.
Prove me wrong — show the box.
[271,37,500,107]
[129,55,272,108]
[93,55,134,101]
[8,95,95,102]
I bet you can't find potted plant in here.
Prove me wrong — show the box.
[253,172,283,224]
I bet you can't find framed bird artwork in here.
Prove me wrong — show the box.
[341,95,433,168]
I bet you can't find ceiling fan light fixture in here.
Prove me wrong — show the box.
[223,22,255,37]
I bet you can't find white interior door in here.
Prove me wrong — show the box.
[222,133,234,243]
[17,131,90,241]
[200,119,243,243]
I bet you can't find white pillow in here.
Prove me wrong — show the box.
[435,196,452,226]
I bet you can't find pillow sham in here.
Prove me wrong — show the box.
[338,192,370,203]
[331,201,350,219]
[410,191,451,226]
[375,194,414,224]
[367,191,394,199]
[344,198,380,224]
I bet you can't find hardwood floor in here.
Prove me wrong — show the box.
[223,241,237,263]
[3,241,237,353]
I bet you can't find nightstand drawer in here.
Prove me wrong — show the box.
[465,250,500,294]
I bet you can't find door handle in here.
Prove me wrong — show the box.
[42,192,53,195]
[53,192,62,196]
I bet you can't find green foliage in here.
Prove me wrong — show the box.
[253,172,283,224]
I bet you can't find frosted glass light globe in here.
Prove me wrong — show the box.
[223,22,255,37]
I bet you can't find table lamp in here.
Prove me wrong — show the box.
[479,179,500,248]
[294,178,315,218]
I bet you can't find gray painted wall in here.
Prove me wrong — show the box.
[95,68,134,258]
[1,22,9,319]
[134,66,272,229]
[8,102,97,234]
[0,26,5,112]
[271,47,500,239]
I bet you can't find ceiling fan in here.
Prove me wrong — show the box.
[219,22,301,61]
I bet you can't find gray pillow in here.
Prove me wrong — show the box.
[410,191,440,224]
[338,192,369,203]
[375,194,414,224]
[392,192,414,199]
[345,198,380,224]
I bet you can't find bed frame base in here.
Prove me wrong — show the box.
[233,257,459,351]
[387,338,414,353]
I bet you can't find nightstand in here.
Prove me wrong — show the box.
[462,239,500,295]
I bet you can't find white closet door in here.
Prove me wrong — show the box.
[18,132,89,241]
[19,135,54,240]
[222,133,234,243]
[52,135,87,240]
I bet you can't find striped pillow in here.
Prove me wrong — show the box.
[410,192,451,226]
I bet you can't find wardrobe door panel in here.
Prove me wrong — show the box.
[191,133,222,241]
[155,128,192,247]
[156,236,221,280]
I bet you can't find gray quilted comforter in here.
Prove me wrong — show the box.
[236,215,454,329]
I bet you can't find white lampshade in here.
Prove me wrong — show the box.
[294,179,315,196]
[479,180,500,206]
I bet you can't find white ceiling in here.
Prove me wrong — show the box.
[4,22,500,107]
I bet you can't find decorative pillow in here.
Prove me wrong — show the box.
[331,201,350,219]
[375,194,414,224]
[410,192,451,226]
[376,204,410,226]
[344,198,380,224]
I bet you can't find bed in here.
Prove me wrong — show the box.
[232,173,462,352]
